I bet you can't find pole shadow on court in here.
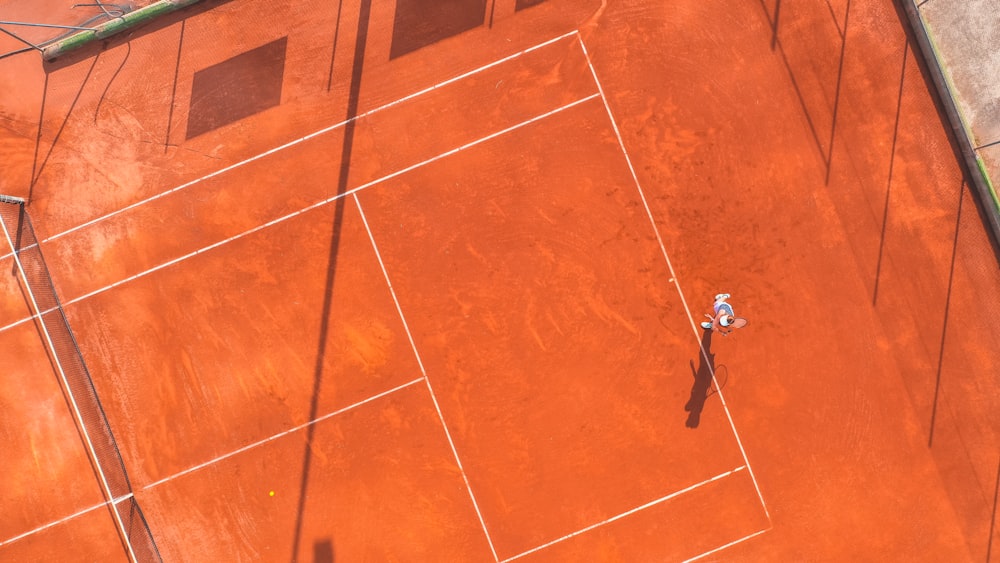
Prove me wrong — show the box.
[684,329,715,428]
[290,0,370,560]
[31,55,99,200]
[291,2,503,558]
[755,0,851,183]
[313,538,334,563]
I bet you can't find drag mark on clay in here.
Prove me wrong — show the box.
[584,293,638,335]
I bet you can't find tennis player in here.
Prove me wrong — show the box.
[700,293,735,335]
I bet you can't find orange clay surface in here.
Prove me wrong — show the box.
[1,0,999,561]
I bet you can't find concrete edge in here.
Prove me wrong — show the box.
[898,0,1000,249]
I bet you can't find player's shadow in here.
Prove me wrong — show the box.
[684,329,715,428]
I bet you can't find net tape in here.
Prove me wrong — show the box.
[0,200,161,562]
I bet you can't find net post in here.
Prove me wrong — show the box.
[0,194,26,205]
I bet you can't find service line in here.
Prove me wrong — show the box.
[142,376,424,491]
[0,378,423,549]
[0,495,126,548]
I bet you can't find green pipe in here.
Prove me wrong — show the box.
[42,0,203,60]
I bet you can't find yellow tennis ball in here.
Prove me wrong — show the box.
[269,491,275,497]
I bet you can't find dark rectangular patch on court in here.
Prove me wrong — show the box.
[390,0,486,60]
[515,0,547,10]
[185,37,287,140]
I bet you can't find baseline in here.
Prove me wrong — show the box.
[502,466,747,562]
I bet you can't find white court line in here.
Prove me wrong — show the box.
[39,30,581,247]
[2,377,423,547]
[0,32,593,332]
[0,306,57,334]
[0,241,38,264]
[5,29,768,560]
[0,37,593,553]
[142,376,424,491]
[354,193,500,562]
[575,33,772,527]
[0,301,58,335]
[351,195,426,379]
[0,494,131,548]
[502,467,746,562]
[0,239,47,334]
[0,94,594,321]
[682,526,771,563]
[0,215,138,563]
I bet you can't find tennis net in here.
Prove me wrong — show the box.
[0,199,161,563]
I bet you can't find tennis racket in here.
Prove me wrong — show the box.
[706,364,729,398]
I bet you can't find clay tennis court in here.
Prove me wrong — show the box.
[1,0,998,561]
